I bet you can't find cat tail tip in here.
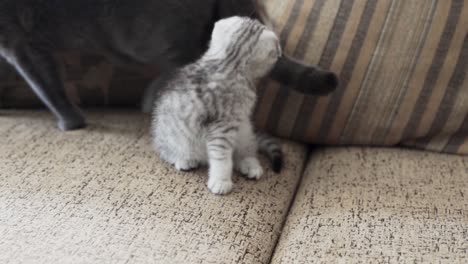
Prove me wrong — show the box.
[257,133,283,173]
[271,152,283,173]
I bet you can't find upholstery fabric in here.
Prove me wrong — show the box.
[257,0,468,154]
[271,147,468,263]
[0,110,307,264]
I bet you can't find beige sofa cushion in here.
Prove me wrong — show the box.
[271,147,468,263]
[0,110,307,264]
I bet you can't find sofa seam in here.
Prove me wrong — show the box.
[266,145,312,264]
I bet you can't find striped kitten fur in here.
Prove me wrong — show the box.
[152,17,282,195]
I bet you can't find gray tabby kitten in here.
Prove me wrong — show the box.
[152,17,282,195]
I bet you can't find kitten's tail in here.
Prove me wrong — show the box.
[257,133,283,173]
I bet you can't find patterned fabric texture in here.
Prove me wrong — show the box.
[1,0,467,154]
[257,0,468,154]
[271,147,468,263]
[0,110,308,264]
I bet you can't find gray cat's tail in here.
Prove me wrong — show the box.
[257,133,283,173]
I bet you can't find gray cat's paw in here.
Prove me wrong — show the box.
[207,179,233,195]
[238,157,263,180]
[58,116,86,131]
[175,160,199,171]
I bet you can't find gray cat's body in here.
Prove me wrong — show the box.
[0,0,337,131]
[152,17,281,195]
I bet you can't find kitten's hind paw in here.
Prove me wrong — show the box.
[175,160,200,171]
[238,157,263,180]
[208,179,233,195]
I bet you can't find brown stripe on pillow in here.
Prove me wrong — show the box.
[444,113,468,153]
[339,0,405,143]
[269,0,330,136]
[303,0,375,143]
[410,33,468,152]
[278,0,306,48]
[414,6,468,140]
[255,0,296,129]
[275,0,341,138]
[302,0,342,66]
[291,0,354,140]
[341,0,438,144]
[379,0,439,143]
[401,0,463,140]
[429,99,468,153]
[396,1,468,154]
[383,0,454,145]
[438,73,468,152]
[266,0,322,135]
[373,1,439,144]
[317,0,382,143]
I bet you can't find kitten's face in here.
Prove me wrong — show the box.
[210,16,281,77]
[250,27,282,78]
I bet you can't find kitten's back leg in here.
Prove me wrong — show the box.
[4,44,85,130]
[141,79,158,114]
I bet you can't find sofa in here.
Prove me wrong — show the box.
[1,0,467,263]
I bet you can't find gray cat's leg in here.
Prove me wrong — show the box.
[206,125,238,195]
[234,122,263,180]
[141,78,159,114]
[270,55,338,95]
[5,45,85,130]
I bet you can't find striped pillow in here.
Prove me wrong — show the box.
[256,0,468,154]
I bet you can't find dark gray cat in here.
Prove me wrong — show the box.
[0,0,338,131]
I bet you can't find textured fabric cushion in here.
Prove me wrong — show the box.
[271,147,468,263]
[256,0,468,154]
[0,110,307,264]
[1,0,467,155]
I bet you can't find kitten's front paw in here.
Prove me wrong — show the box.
[175,160,199,171]
[238,157,263,180]
[207,179,233,195]
[296,69,338,96]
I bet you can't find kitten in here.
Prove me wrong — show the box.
[152,17,282,195]
[0,0,337,131]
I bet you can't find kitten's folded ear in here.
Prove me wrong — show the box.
[269,55,339,96]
